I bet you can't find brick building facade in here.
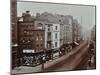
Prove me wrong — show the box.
[18,11,45,54]
[11,0,19,69]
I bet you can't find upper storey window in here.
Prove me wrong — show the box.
[37,23,43,29]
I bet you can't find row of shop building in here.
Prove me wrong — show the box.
[17,10,82,53]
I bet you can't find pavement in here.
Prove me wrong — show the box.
[11,41,87,74]
[86,55,96,70]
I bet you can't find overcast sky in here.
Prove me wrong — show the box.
[17,1,95,30]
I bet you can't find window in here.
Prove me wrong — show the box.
[37,44,39,47]
[55,26,58,30]
[22,40,25,43]
[36,33,39,41]
[28,40,30,43]
[48,25,50,27]
[41,44,43,47]
[55,42,57,47]
[41,33,43,36]
[24,30,27,34]
[48,32,51,37]
[48,27,50,31]
[37,23,43,29]
[37,33,39,36]
[59,20,61,22]
[40,37,43,40]
[36,37,39,41]
[55,33,57,39]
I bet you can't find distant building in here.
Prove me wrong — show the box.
[39,12,73,49]
[73,19,79,42]
[18,11,34,51]
[39,12,61,49]
[77,23,82,42]
[91,25,96,41]
[55,15,73,46]
[63,15,73,45]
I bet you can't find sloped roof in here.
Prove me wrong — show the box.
[37,12,73,25]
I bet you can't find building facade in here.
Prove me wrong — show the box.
[91,25,96,41]
[46,23,60,49]
[18,11,45,53]
[59,15,73,46]
[65,16,73,44]
[73,19,79,42]
[45,23,60,49]
[11,0,19,69]
[34,19,45,52]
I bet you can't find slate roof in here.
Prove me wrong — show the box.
[36,12,73,25]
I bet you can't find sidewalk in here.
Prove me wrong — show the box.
[11,42,87,74]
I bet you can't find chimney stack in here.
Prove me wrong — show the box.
[26,10,30,14]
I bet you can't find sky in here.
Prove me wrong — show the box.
[17,1,96,30]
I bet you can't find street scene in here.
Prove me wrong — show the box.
[11,0,96,74]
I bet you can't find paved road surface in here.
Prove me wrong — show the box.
[44,44,89,72]
[12,42,89,74]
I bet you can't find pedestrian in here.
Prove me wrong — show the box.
[89,40,94,50]
[42,54,46,63]
[88,59,91,67]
